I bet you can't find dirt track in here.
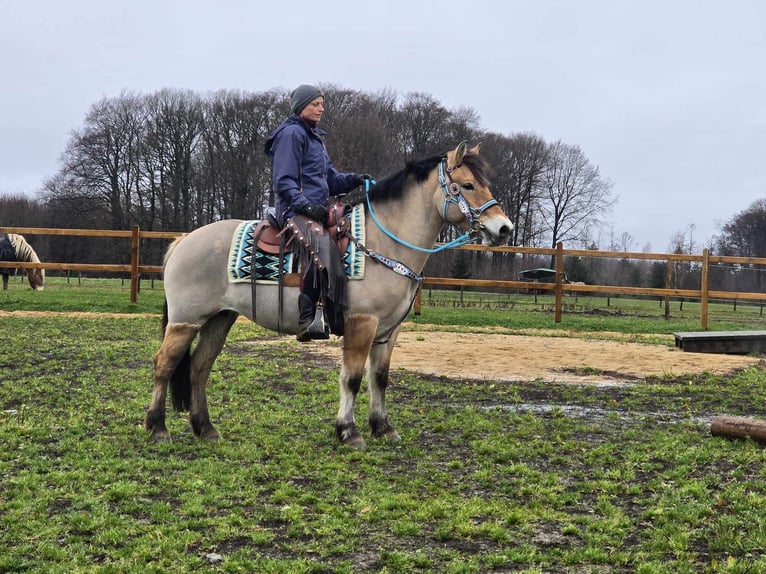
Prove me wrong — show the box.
[307,323,762,383]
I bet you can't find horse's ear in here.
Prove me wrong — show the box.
[469,142,482,155]
[453,141,467,166]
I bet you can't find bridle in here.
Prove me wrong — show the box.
[438,159,499,237]
[364,157,497,256]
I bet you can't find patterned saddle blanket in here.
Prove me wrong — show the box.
[227,203,366,283]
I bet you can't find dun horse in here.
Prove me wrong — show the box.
[0,233,45,291]
[146,142,513,448]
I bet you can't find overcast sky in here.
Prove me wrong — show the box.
[1,0,764,252]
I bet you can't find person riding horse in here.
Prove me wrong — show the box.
[264,84,373,342]
[147,140,513,446]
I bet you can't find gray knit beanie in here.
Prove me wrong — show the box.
[290,84,323,115]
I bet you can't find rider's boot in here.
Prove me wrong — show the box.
[296,293,330,342]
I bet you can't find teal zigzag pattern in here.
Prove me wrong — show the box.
[227,204,365,283]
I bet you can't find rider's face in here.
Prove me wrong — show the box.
[299,97,324,124]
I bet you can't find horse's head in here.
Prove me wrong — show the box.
[27,267,44,291]
[437,141,513,246]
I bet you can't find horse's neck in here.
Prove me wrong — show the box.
[366,175,443,273]
[9,235,38,262]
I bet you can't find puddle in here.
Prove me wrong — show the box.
[482,403,712,425]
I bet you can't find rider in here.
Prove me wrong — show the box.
[264,84,372,342]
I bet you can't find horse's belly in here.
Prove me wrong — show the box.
[225,283,301,334]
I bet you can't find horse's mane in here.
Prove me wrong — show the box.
[9,234,40,263]
[360,151,492,205]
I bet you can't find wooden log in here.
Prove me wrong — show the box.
[711,416,766,444]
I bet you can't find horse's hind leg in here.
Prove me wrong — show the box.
[188,311,239,441]
[367,326,401,442]
[1,273,8,290]
[146,323,200,442]
[336,314,377,448]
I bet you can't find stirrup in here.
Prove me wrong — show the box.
[297,305,330,341]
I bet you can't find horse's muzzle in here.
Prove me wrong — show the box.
[478,215,513,246]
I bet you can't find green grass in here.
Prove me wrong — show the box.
[3,276,766,334]
[0,275,165,314]
[2,279,766,571]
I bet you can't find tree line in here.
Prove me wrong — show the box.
[1,85,764,292]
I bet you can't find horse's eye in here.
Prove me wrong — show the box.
[462,183,475,192]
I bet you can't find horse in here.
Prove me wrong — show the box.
[146,141,513,448]
[0,233,45,291]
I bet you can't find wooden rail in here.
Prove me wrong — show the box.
[415,241,766,330]
[2,228,765,329]
[0,226,182,303]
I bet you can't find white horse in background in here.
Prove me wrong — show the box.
[0,233,45,291]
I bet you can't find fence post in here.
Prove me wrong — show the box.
[413,285,422,315]
[664,261,672,319]
[130,225,140,303]
[555,241,564,323]
[700,248,710,330]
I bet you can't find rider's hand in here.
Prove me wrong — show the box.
[354,173,374,187]
[297,203,328,222]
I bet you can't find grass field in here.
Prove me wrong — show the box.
[2,279,766,572]
[3,275,766,332]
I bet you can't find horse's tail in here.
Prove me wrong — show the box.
[163,236,184,269]
[161,298,192,412]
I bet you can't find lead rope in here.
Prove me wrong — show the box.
[364,173,475,253]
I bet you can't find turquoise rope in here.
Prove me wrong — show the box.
[363,179,473,253]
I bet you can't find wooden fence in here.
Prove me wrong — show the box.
[416,243,766,329]
[2,226,766,329]
[0,226,179,303]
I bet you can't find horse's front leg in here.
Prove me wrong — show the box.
[1,273,8,291]
[368,326,401,442]
[336,314,377,448]
[188,311,238,441]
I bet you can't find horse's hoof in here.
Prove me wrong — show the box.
[343,434,366,450]
[384,430,401,442]
[200,429,222,441]
[150,430,172,443]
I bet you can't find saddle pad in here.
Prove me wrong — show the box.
[227,204,365,283]
[227,221,293,283]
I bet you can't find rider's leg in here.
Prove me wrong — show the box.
[296,264,329,342]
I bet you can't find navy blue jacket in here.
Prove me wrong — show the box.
[264,115,360,226]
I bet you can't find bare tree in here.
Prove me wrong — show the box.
[319,85,398,178]
[143,89,205,230]
[395,92,453,158]
[0,193,46,226]
[199,89,282,221]
[716,199,766,258]
[481,132,549,248]
[539,141,615,265]
[715,199,766,291]
[52,91,145,229]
